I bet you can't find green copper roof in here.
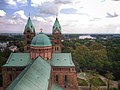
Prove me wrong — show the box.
[31,32,52,47]
[3,53,31,67]
[49,53,75,67]
[24,17,35,33]
[7,57,51,90]
[52,17,61,33]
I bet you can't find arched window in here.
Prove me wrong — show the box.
[27,30,30,33]
[9,74,12,81]
[27,41,31,44]
[64,75,67,82]
[57,47,59,50]
[27,46,30,50]
[55,75,59,82]
[27,35,30,38]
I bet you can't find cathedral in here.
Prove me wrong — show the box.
[2,16,78,90]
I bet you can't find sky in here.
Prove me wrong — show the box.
[0,0,120,34]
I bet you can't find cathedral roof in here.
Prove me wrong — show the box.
[3,53,32,67]
[3,53,75,67]
[7,57,51,90]
[24,17,35,33]
[5,53,74,90]
[31,32,52,47]
[52,17,61,33]
[49,53,75,67]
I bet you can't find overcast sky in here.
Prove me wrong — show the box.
[0,0,120,34]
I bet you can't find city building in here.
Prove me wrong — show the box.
[2,16,78,90]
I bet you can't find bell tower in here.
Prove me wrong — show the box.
[24,16,35,52]
[52,17,62,53]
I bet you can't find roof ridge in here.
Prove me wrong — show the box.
[69,53,72,64]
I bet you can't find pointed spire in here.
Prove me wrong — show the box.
[24,14,35,33]
[52,17,61,33]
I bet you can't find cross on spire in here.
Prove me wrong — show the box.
[40,28,43,32]
[56,13,58,18]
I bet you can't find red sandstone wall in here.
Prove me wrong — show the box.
[30,46,52,60]
[24,29,35,52]
[52,30,62,53]
[51,67,78,90]
[2,67,24,89]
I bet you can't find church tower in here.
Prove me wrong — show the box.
[52,17,62,53]
[24,16,35,52]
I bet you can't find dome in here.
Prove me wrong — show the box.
[31,32,52,47]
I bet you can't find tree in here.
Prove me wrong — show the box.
[72,45,91,71]
[105,72,114,90]
[86,70,100,90]
[89,42,105,51]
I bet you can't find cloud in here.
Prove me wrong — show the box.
[17,0,27,4]
[13,10,27,19]
[39,1,59,15]
[33,16,46,22]
[112,0,120,1]
[54,0,72,4]
[106,12,119,18]
[0,10,6,17]
[31,0,53,7]
[4,0,16,6]
[1,0,120,34]
[60,8,77,14]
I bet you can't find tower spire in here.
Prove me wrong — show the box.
[52,17,62,53]
[52,16,61,33]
